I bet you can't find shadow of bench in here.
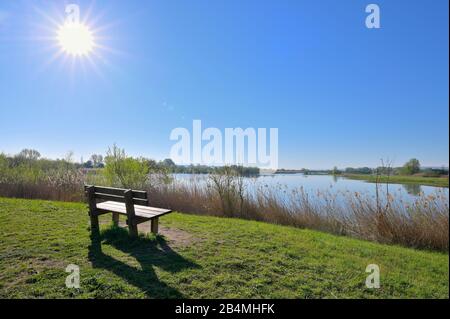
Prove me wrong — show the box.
[88,226,200,298]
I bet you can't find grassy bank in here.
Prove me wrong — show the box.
[0,197,448,298]
[343,174,449,187]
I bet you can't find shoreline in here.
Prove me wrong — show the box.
[342,174,449,188]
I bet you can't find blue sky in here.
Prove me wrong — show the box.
[0,0,448,169]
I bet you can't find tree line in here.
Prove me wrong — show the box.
[0,148,260,179]
[2,150,446,179]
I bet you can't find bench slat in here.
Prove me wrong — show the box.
[94,193,148,206]
[97,202,171,215]
[84,185,148,199]
[96,201,172,219]
[103,200,171,213]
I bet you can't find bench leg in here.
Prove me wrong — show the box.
[128,219,138,237]
[151,217,159,234]
[89,212,100,237]
[87,186,100,238]
[112,212,119,227]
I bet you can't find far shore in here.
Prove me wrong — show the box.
[342,174,449,188]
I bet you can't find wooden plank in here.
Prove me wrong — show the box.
[112,212,119,227]
[96,206,162,219]
[84,185,147,199]
[135,205,171,213]
[96,186,147,199]
[103,200,171,213]
[95,211,157,221]
[94,193,126,203]
[124,190,138,237]
[96,208,165,220]
[151,217,159,234]
[86,186,100,237]
[93,193,148,206]
[137,206,170,216]
[96,203,127,214]
[98,201,172,217]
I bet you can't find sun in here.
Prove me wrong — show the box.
[57,22,94,56]
[33,2,121,78]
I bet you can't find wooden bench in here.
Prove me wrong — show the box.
[84,185,172,237]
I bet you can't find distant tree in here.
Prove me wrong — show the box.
[144,159,158,170]
[345,167,373,174]
[90,154,104,168]
[83,160,94,168]
[162,158,176,167]
[359,167,373,174]
[17,149,41,161]
[401,158,421,175]
[332,166,341,175]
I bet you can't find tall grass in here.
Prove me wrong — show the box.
[147,177,449,251]
[0,157,85,202]
[0,154,448,251]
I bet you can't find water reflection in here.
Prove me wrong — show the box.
[402,183,422,196]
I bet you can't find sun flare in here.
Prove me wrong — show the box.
[57,22,94,56]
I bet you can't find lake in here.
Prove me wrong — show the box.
[172,173,448,204]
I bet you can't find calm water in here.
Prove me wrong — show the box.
[172,173,448,204]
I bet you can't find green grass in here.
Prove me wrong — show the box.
[343,174,449,187]
[0,197,448,299]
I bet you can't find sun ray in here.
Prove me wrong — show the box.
[82,5,108,27]
[34,49,66,76]
[32,5,64,29]
[85,53,105,81]
[92,43,127,57]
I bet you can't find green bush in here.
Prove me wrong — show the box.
[102,145,150,189]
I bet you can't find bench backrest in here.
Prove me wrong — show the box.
[84,185,149,206]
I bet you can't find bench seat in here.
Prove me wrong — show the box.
[96,201,172,219]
